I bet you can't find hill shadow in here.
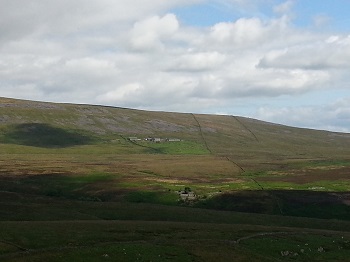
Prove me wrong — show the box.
[195,190,350,221]
[2,123,94,148]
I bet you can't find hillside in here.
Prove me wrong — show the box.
[1,96,350,164]
[1,96,350,192]
[1,97,350,261]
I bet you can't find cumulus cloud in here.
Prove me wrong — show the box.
[206,15,297,52]
[0,0,200,37]
[97,83,144,104]
[255,97,350,132]
[168,51,226,72]
[258,35,350,70]
[129,14,179,51]
[210,18,267,44]
[0,0,350,131]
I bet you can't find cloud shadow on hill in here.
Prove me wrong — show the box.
[2,123,94,148]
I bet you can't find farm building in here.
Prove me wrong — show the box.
[179,191,196,201]
[145,137,162,142]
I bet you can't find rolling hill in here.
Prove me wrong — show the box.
[1,96,350,163]
[0,96,350,261]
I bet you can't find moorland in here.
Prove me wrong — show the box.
[0,97,350,261]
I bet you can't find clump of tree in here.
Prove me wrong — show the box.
[184,187,192,194]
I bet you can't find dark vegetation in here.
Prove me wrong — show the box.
[2,123,94,148]
[195,190,350,220]
[0,97,350,261]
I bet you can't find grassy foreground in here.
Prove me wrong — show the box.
[1,219,349,262]
[0,97,350,261]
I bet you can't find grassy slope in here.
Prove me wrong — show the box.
[1,97,350,261]
[2,97,350,163]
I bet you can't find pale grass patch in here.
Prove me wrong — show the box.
[307,165,345,170]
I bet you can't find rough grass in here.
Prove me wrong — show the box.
[2,243,193,262]
[241,233,350,261]
[0,146,349,220]
[0,220,349,262]
[1,97,350,261]
[135,140,210,155]
[2,97,350,168]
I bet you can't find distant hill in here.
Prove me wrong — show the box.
[1,96,350,170]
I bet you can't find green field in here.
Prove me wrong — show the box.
[0,97,350,261]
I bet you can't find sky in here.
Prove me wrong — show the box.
[1,0,350,132]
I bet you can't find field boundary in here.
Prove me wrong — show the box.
[191,114,212,154]
[225,156,245,173]
[232,116,259,142]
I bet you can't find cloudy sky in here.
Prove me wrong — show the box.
[1,0,350,132]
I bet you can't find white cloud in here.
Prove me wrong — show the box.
[210,18,266,45]
[0,0,201,39]
[255,97,350,133]
[259,35,350,70]
[97,82,144,104]
[0,0,350,131]
[129,14,179,51]
[169,51,226,71]
[208,15,293,50]
[273,0,295,15]
[312,14,331,27]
